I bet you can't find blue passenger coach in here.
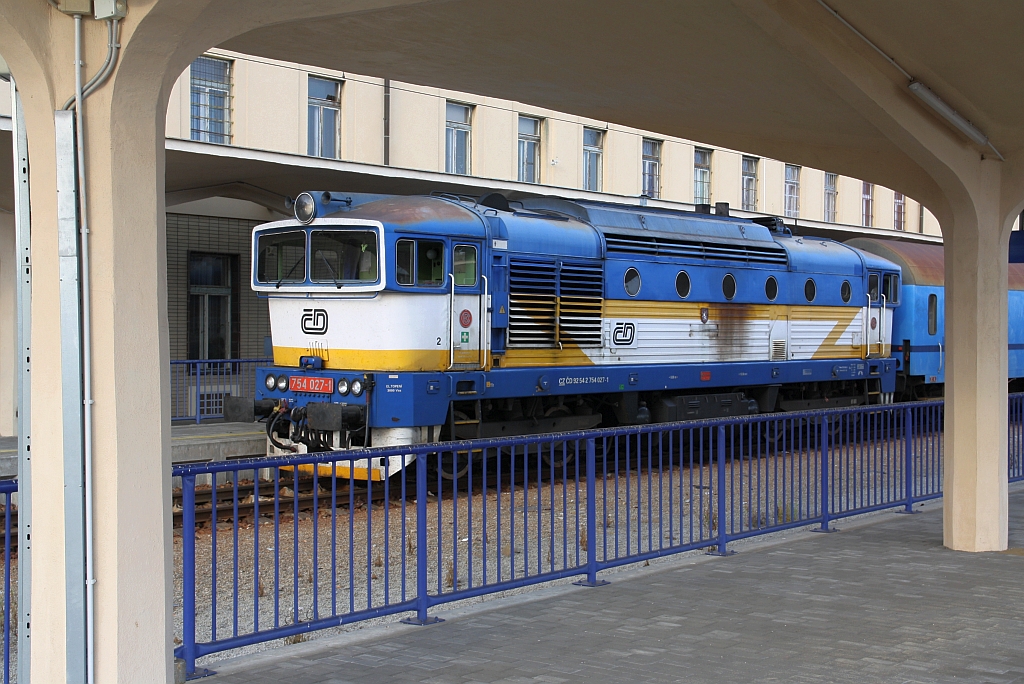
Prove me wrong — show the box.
[848,238,1024,399]
[246,192,900,479]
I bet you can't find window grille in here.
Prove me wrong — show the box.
[784,164,800,218]
[694,148,712,205]
[642,139,661,199]
[894,192,905,231]
[308,77,341,159]
[741,156,757,211]
[583,128,603,192]
[445,102,472,175]
[824,172,838,223]
[518,116,541,183]
[862,182,874,227]
[190,56,232,144]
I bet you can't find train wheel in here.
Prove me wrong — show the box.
[540,406,576,469]
[438,449,472,480]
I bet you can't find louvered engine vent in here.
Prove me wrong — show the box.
[771,339,788,361]
[508,259,603,348]
[604,233,788,265]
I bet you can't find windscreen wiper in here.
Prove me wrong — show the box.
[275,258,304,289]
[315,250,343,289]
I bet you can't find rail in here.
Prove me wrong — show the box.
[0,480,16,684]
[172,395,1024,678]
[170,359,271,424]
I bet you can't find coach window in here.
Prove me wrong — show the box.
[624,267,641,296]
[882,273,899,304]
[928,294,938,335]
[804,278,816,302]
[764,276,778,301]
[256,230,306,284]
[453,245,478,286]
[841,280,852,303]
[868,273,879,301]
[311,229,378,282]
[675,270,691,298]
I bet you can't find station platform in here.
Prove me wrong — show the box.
[204,487,1024,683]
[0,422,266,477]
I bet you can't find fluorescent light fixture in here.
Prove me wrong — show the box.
[908,81,989,146]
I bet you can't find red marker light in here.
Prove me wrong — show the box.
[700,371,711,382]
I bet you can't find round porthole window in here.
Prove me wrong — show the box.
[804,278,816,302]
[675,271,691,298]
[765,276,779,301]
[722,273,737,300]
[841,280,852,303]
[624,267,642,297]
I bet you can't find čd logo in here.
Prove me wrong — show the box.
[612,322,635,346]
[301,308,329,335]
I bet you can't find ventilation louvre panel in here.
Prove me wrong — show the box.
[771,339,788,361]
[508,259,604,348]
[604,233,788,266]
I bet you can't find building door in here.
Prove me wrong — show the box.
[187,253,237,360]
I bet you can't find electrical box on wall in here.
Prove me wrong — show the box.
[56,0,92,14]
[94,0,127,19]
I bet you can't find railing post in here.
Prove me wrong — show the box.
[181,474,197,676]
[575,438,608,587]
[402,453,441,625]
[813,416,836,533]
[900,405,917,513]
[194,361,202,424]
[708,425,734,556]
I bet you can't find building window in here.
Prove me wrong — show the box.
[694,148,712,205]
[190,56,232,144]
[824,172,838,223]
[307,77,341,159]
[187,252,238,360]
[642,139,661,199]
[862,182,874,227]
[445,102,472,175]
[919,205,926,233]
[583,128,603,192]
[741,156,758,211]
[518,116,541,184]
[784,164,800,218]
[894,192,906,231]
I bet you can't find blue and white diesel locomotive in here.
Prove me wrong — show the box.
[246,190,903,480]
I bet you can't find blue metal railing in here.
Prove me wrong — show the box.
[170,359,271,423]
[0,479,16,684]
[172,395,1024,677]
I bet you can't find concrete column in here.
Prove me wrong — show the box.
[0,212,14,436]
[942,159,1012,551]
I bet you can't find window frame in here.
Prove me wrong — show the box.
[862,182,874,227]
[928,293,938,335]
[453,244,479,287]
[824,172,838,223]
[583,127,604,192]
[190,56,233,145]
[694,147,712,205]
[784,164,801,218]
[642,139,662,199]
[517,116,541,184]
[894,192,906,231]
[445,102,473,175]
[307,76,342,159]
[741,156,758,211]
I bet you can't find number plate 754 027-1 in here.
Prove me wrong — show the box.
[289,376,334,394]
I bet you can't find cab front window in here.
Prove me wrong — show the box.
[310,229,379,283]
[256,230,306,284]
[453,245,478,286]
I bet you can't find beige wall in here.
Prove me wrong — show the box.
[164,50,940,238]
[0,83,10,118]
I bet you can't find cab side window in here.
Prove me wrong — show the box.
[868,273,879,302]
[396,238,446,286]
[882,273,899,304]
[453,245,478,286]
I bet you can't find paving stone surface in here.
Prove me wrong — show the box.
[206,491,1024,683]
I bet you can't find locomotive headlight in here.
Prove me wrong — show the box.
[265,375,277,391]
[276,375,289,392]
[337,378,350,395]
[294,192,316,224]
[350,378,364,397]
